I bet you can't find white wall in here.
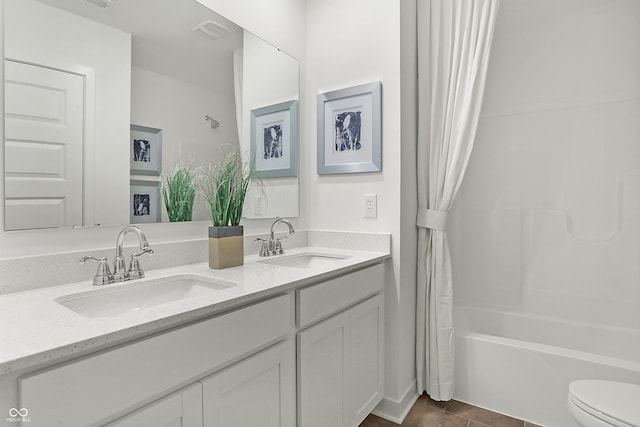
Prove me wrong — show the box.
[131,66,238,222]
[4,0,131,229]
[449,0,640,330]
[241,31,299,218]
[0,0,306,258]
[304,0,417,419]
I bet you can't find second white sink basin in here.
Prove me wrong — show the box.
[258,252,349,269]
[56,274,236,318]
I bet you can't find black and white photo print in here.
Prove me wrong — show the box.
[334,111,362,151]
[263,124,283,159]
[130,180,160,223]
[133,193,150,216]
[130,125,162,175]
[133,139,151,162]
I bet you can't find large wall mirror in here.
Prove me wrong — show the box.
[3,0,299,231]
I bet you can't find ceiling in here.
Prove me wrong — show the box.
[34,0,244,94]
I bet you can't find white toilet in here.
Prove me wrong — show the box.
[568,380,640,427]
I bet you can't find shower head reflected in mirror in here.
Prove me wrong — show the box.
[204,115,220,129]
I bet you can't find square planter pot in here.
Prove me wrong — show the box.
[208,225,244,269]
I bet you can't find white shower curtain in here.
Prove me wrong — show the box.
[416,0,500,401]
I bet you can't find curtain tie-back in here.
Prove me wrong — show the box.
[416,208,448,231]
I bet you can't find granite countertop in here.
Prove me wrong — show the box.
[0,246,390,374]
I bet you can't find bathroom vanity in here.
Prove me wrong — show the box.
[0,247,388,427]
[0,0,391,424]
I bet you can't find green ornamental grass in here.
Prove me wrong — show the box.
[200,153,256,227]
[162,165,196,222]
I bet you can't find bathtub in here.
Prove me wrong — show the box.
[454,306,640,427]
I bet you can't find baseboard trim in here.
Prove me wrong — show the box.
[371,379,419,424]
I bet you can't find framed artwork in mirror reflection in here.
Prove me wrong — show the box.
[317,81,382,174]
[130,179,161,224]
[250,100,298,178]
[130,124,162,176]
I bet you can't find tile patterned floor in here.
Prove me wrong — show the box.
[360,394,543,427]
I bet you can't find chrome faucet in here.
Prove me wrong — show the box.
[79,225,154,285]
[114,225,153,281]
[268,218,295,255]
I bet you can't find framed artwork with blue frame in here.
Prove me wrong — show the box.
[250,100,298,178]
[317,81,382,175]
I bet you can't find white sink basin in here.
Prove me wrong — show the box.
[56,274,236,318]
[258,252,349,269]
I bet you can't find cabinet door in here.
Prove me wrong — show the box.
[297,294,384,427]
[297,311,350,427]
[349,294,384,426]
[201,343,288,427]
[107,383,202,427]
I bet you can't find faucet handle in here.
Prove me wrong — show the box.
[79,256,113,286]
[254,238,270,257]
[132,247,154,258]
[275,237,286,255]
[128,248,154,280]
[79,255,105,264]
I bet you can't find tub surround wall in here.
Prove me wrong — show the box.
[448,0,640,425]
[456,306,640,363]
[449,0,640,329]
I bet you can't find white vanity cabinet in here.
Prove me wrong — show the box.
[3,260,386,427]
[296,264,385,427]
[18,294,292,427]
[201,342,292,427]
[107,383,203,427]
[109,342,293,427]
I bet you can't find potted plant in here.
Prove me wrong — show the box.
[200,152,254,269]
[162,163,197,222]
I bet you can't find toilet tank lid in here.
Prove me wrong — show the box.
[569,380,640,427]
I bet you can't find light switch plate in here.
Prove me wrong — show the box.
[363,194,377,218]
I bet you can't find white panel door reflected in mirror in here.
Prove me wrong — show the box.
[4,61,85,230]
[3,0,299,231]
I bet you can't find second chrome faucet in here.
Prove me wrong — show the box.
[256,218,295,257]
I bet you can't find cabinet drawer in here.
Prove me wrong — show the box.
[296,263,384,329]
[20,294,290,427]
